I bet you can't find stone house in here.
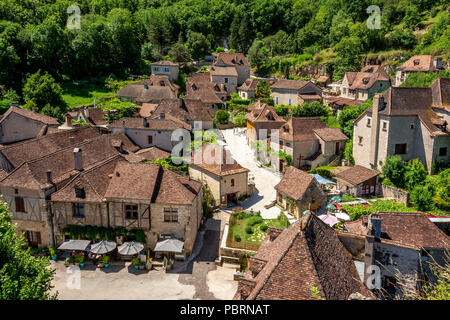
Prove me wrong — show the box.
[245,101,286,162]
[189,144,249,207]
[0,133,138,248]
[344,212,449,299]
[274,166,326,218]
[108,115,192,151]
[316,76,330,88]
[117,75,179,104]
[396,55,443,86]
[50,160,203,256]
[431,77,450,125]
[270,117,348,172]
[334,165,380,197]
[213,52,250,85]
[234,213,373,300]
[339,65,391,102]
[0,106,60,144]
[210,66,238,96]
[237,78,259,100]
[352,88,450,173]
[0,126,100,173]
[270,79,322,106]
[151,60,179,81]
[61,108,108,129]
[185,72,227,110]
[151,99,215,130]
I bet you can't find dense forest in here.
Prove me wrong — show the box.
[0,0,449,117]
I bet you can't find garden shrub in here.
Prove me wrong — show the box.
[234,235,241,242]
[245,226,253,234]
[260,225,268,232]
[248,215,263,226]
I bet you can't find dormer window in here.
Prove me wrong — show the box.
[414,60,420,66]
[160,81,165,86]
[284,126,289,133]
[74,186,86,199]
[367,118,371,127]
[267,113,274,120]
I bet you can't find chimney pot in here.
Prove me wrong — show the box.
[73,148,83,171]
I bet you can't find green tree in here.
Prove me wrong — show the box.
[292,101,329,117]
[404,159,428,191]
[344,140,354,165]
[0,200,57,300]
[22,70,67,120]
[410,184,435,212]
[0,89,20,114]
[247,39,269,73]
[388,27,417,49]
[382,155,407,188]
[186,32,210,61]
[333,36,363,80]
[214,109,230,124]
[337,104,366,138]
[255,80,271,100]
[275,104,290,116]
[168,42,191,62]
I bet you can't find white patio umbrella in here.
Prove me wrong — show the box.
[154,238,184,254]
[318,214,339,227]
[117,241,144,256]
[90,240,117,254]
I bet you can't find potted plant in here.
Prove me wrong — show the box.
[132,257,139,270]
[75,254,85,267]
[101,255,110,268]
[64,257,75,267]
[49,247,57,260]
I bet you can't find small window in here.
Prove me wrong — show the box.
[15,197,25,213]
[410,123,415,129]
[164,208,178,222]
[286,142,291,147]
[231,179,235,187]
[72,203,85,218]
[275,97,279,104]
[125,204,138,220]
[148,136,153,144]
[439,147,447,157]
[367,118,371,127]
[382,122,387,131]
[395,144,407,155]
[358,136,363,145]
[288,98,292,105]
[224,78,228,83]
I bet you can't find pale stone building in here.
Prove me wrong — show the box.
[210,66,238,95]
[396,55,443,86]
[189,143,249,207]
[238,78,259,100]
[270,80,322,106]
[274,166,326,219]
[340,65,390,101]
[334,165,380,197]
[185,72,227,109]
[151,60,180,81]
[353,87,450,173]
[0,106,60,144]
[117,75,179,104]
[431,77,450,124]
[213,52,250,85]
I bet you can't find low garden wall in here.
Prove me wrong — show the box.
[377,184,409,205]
[216,123,235,130]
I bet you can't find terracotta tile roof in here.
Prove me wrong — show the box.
[80,108,107,126]
[50,155,125,202]
[327,97,363,106]
[151,99,214,123]
[245,101,285,124]
[214,53,249,67]
[0,169,7,181]
[108,116,191,131]
[135,146,171,161]
[0,106,60,126]
[187,72,211,83]
[234,214,373,300]
[117,75,178,103]
[185,78,225,105]
[270,79,310,91]
[431,78,450,111]
[344,219,369,235]
[397,55,440,72]
[299,94,322,101]
[0,126,101,170]
[139,103,158,117]
[274,166,314,200]
[359,88,449,136]
[313,127,349,142]
[345,65,390,90]
[316,76,329,83]
[104,162,202,204]
[0,133,138,190]
[279,117,327,141]
[151,60,179,67]
[210,66,238,77]
[334,165,379,186]
[190,143,249,177]
[238,79,259,92]
[135,86,178,103]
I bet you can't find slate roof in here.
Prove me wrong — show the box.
[274,166,315,200]
[0,106,60,126]
[334,165,379,186]
[313,127,349,142]
[0,126,101,170]
[397,55,440,72]
[104,162,202,204]
[246,101,285,124]
[0,133,138,190]
[214,53,249,67]
[191,143,249,177]
[279,117,327,141]
[344,212,449,249]
[234,214,373,300]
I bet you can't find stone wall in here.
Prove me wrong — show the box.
[337,232,365,261]
[377,184,409,205]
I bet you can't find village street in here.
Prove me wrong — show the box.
[221,128,284,219]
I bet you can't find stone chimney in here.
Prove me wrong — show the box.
[369,213,382,239]
[84,107,90,119]
[434,57,442,69]
[143,117,149,127]
[69,136,75,146]
[46,170,52,184]
[73,148,83,171]
[369,94,383,168]
[66,114,73,128]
